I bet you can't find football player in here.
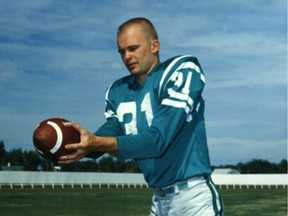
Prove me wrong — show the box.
[60,17,224,216]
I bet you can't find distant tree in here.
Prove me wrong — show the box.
[76,160,99,172]
[0,140,6,166]
[60,159,99,172]
[38,159,55,171]
[277,159,287,173]
[3,145,285,173]
[60,162,79,172]
[99,156,119,172]
[6,148,24,166]
[237,159,280,174]
[60,156,141,173]
[23,150,42,171]
[119,160,141,173]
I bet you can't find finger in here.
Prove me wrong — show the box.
[59,153,79,164]
[65,143,81,150]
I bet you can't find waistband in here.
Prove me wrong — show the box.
[153,174,210,197]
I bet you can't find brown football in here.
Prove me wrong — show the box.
[32,118,79,161]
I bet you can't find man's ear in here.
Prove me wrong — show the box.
[151,39,160,53]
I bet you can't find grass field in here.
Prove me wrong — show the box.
[0,186,286,216]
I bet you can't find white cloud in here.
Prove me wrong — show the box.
[180,32,284,56]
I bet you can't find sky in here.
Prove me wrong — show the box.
[0,0,287,165]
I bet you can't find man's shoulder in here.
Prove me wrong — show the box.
[154,55,199,72]
[105,74,135,99]
[162,55,199,66]
[154,55,200,76]
[110,74,135,88]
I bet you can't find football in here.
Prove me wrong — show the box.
[32,118,80,161]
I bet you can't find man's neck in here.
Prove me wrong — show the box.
[136,59,159,84]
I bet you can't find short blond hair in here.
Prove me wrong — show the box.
[117,17,158,40]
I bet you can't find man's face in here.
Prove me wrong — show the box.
[117,25,159,83]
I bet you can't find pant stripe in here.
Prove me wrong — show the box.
[204,175,224,216]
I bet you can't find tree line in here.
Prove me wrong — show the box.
[212,159,287,174]
[0,141,140,172]
[0,140,287,173]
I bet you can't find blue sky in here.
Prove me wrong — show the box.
[0,0,286,165]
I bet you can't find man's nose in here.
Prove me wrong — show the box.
[124,51,132,61]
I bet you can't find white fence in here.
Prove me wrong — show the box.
[0,171,287,189]
[212,174,287,189]
[0,171,148,189]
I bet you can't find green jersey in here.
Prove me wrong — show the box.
[96,55,211,187]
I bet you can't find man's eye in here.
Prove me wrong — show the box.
[118,50,125,55]
[128,46,139,52]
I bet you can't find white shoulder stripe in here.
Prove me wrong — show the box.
[105,84,113,101]
[180,61,205,83]
[158,55,189,96]
[162,99,191,114]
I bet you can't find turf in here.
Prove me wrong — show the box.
[0,187,286,216]
[221,188,287,216]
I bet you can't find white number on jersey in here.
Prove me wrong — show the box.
[117,93,153,135]
[162,70,194,115]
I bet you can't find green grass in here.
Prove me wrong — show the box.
[221,188,287,216]
[0,186,286,216]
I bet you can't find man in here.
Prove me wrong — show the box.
[59,17,224,216]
